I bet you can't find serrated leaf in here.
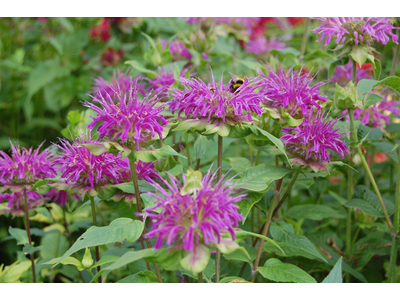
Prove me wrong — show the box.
[269,221,327,262]
[357,79,379,102]
[344,185,394,218]
[258,258,316,283]
[54,218,143,266]
[234,164,291,192]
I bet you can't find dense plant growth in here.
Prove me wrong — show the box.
[1,17,400,283]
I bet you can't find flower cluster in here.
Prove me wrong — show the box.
[92,70,146,99]
[147,67,177,98]
[281,111,349,172]
[313,17,399,46]
[0,142,57,188]
[84,88,168,149]
[169,74,263,125]
[144,170,244,251]
[168,40,192,61]
[331,62,373,86]
[258,67,329,119]
[341,100,400,129]
[54,133,126,189]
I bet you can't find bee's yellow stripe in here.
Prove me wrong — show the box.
[233,83,242,89]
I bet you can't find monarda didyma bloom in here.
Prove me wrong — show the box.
[169,73,263,136]
[92,70,146,99]
[280,111,349,172]
[0,141,57,191]
[0,190,45,216]
[144,169,244,273]
[258,67,328,122]
[84,87,168,150]
[53,132,127,196]
[313,17,399,46]
[341,99,400,130]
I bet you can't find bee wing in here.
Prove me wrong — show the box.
[228,72,241,80]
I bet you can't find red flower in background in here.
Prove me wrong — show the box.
[104,17,126,26]
[101,47,123,65]
[287,17,305,26]
[90,19,111,42]
[368,152,388,165]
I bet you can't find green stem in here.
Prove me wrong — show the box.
[254,150,261,166]
[128,154,163,282]
[198,272,203,283]
[388,147,400,282]
[23,187,36,283]
[352,59,357,84]
[215,135,223,283]
[349,109,394,233]
[300,17,310,62]
[184,132,191,167]
[90,196,102,283]
[251,168,301,283]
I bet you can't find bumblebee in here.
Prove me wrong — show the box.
[228,72,245,93]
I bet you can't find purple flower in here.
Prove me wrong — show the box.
[341,99,400,129]
[84,88,168,150]
[0,190,44,215]
[331,62,373,86]
[246,36,286,54]
[147,67,176,99]
[144,170,244,251]
[281,111,349,172]
[54,132,127,188]
[0,141,57,188]
[169,40,192,60]
[258,67,328,119]
[313,17,399,46]
[169,73,263,125]
[45,189,81,207]
[92,70,146,99]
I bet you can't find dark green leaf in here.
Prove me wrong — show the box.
[322,256,343,283]
[288,204,346,221]
[134,146,187,162]
[258,258,316,283]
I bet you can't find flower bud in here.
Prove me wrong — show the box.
[334,81,357,110]
[82,247,94,269]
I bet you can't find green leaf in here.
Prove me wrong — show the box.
[8,227,29,245]
[322,257,343,283]
[258,258,316,283]
[357,79,379,102]
[194,135,209,161]
[117,271,158,283]
[219,276,247,283]
[22,244,42,255]
[228,157,252,174]
[54,218,144,266]
[362,93,386,109]
[328,57,349,79]
[280,107,304,127]
[344,185,394,218]
[287,204,346,221]
[125,60,157,76]
[328,191,347,205]
[373,76,400,94]
[234,164,291,192]
[357,124,383,142]
[44,257,84,271]
[372,59,381,80]
[105,249,153,271]
[0,260,32,283]
[370,142,398,162]
[237,192,263,223]
[233,230,284,255]
[41,232,69,259]
[350,46,371,67]
[304,49,334,61]
[269,221,327,262]
[133,146,187,162]
[91,255,120,270]
[145,248,183,271]
[223,247,252,263]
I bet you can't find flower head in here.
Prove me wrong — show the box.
[0,142,57,188]
[331,62,373,86]
[92,70,146,99]
[84,88,168,150]
[313,17,399,46]
[258,67,328,119]
[147,67,176,98]
[45,189,81,207]
[54,133,126,188]
[341,99,400,129]
[144,169,244,251]
[169,73,263,125]
[0,190,44,215]
[169,40,192,60]
[281,111,349,172]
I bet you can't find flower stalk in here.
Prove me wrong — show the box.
[215,135,223,283]
[300,17,310,62]
[23,187,36,283]
[90,196,102,283]
[388,146,400,282]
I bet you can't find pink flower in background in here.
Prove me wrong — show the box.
[90,19,111,42]
[246,36,286,54]
[313,17,399,46]
[45,189,81,207]
[331,62,373,86]
[0,190,44,215]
